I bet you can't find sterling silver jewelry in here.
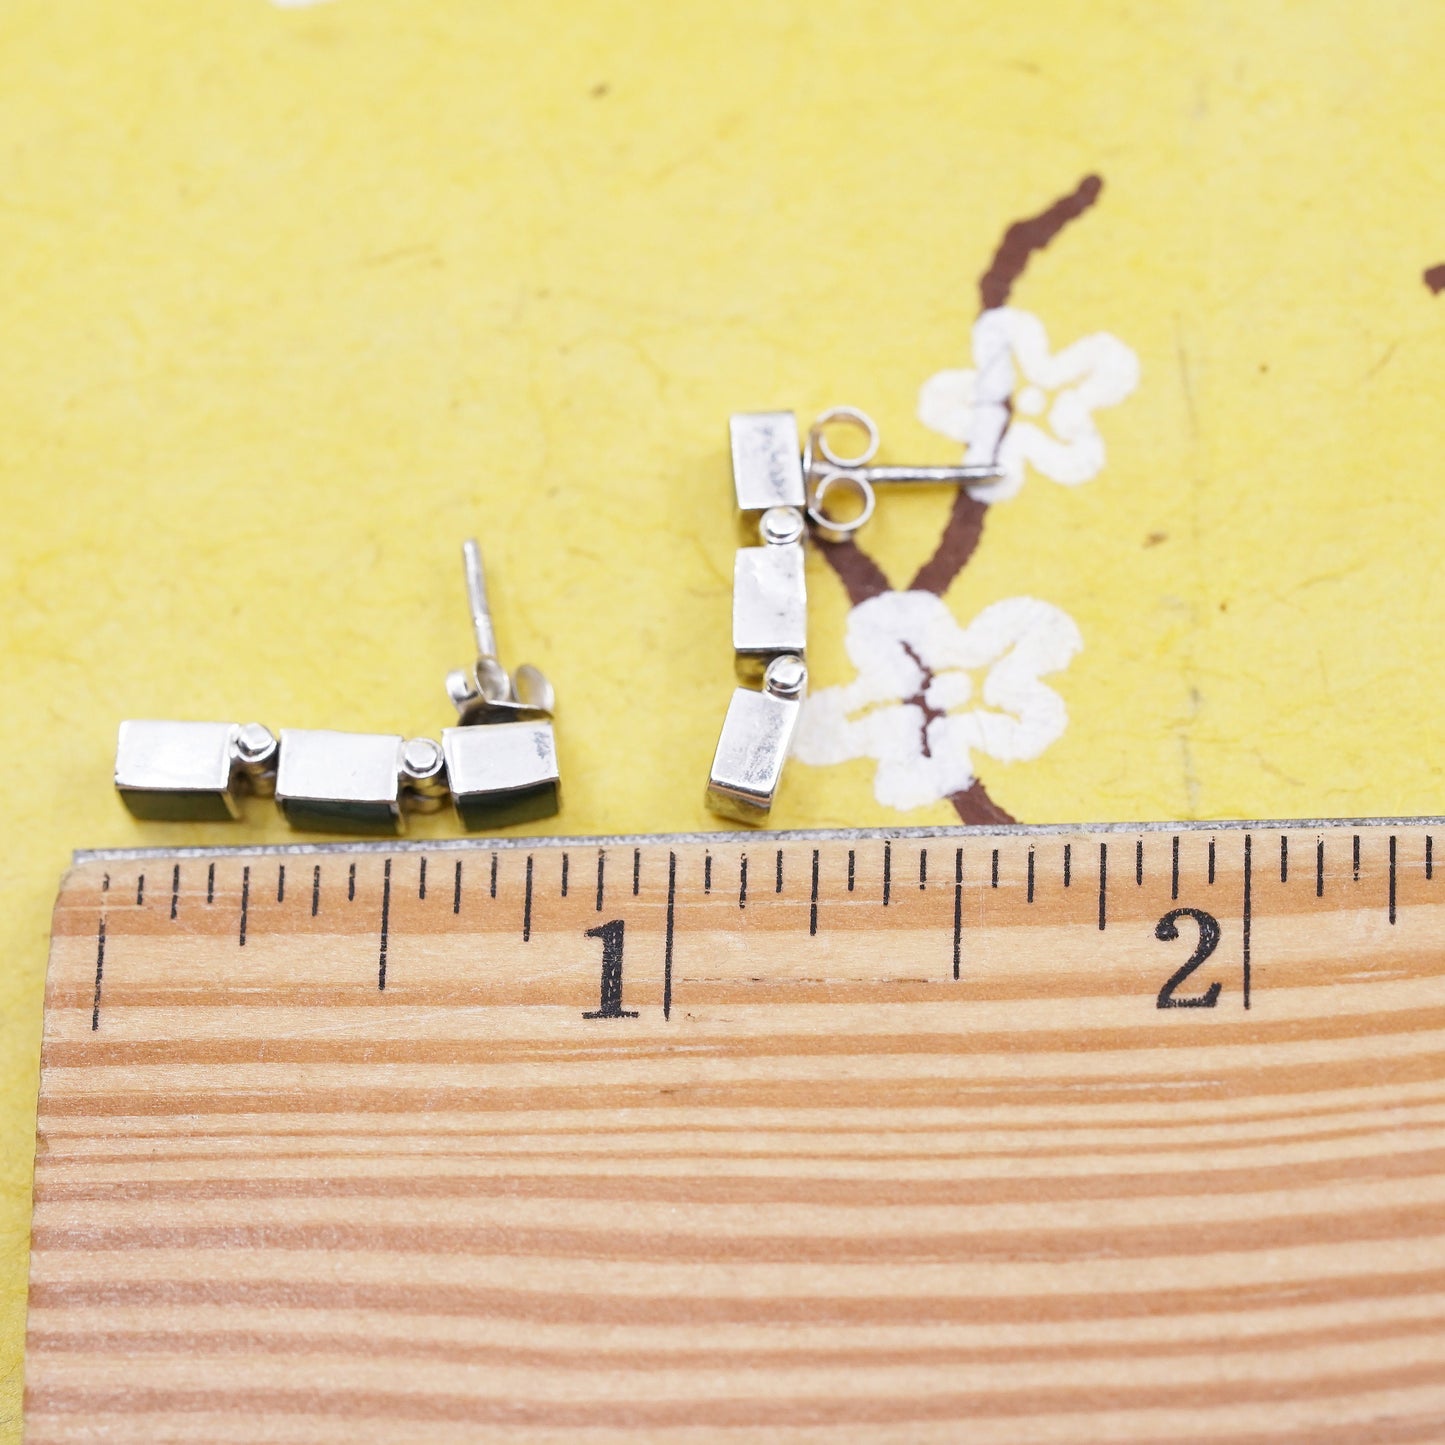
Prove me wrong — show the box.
[115,542,560,833]
[705,407,1000,822]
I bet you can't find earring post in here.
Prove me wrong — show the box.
[461,539,498,662]
[855,464,1004,486]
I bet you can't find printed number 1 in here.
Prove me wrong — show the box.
[583,919,637,1019]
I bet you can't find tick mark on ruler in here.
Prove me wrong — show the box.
[663,852,677,1021]
[348,863,356,902]
[91,874,109,1031]
[207,863,215,906]
[1317,839,1325,898]
[136,874,144,907]
[1172,836,1180,900]
[810,849,820,936]
[952,848,963,981]
[523,856,534,942]
[1390,834,1398,925]
[1063,843,1072,888]
[596,851,606,912]
[1354,834,1361,882]
[1098,843,1108,931]
[1279,835,1288,885]
[239,866,251,947]
[418,858,426,901]
[490,852,498,899]
[453,859,462,915]
[918,849,927,890]
[991,849,999,889]
[1208,838,1216,885]
[848,849,855,892]
[170,864,179,921]
[1428,835,1435,881]
[704,853,712,894]
[739,855,748,910]
[633,847,641,896]
[561,852,569,898]
[1027,847,1035,903]
[883,841,892,906]
[377,858,392,990]
[277,865,287,904]
[1243,833,1253,1010]
[775,849,783,894]
[1136,840,1143,886]
[312,864,321,917]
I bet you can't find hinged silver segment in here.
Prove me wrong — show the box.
[116,720,278,821]
[732,537,806,678]
[705,656,807,822]
[728,412,807,512]
[274,729,411,834]
[443,722,560,829]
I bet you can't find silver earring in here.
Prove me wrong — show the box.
[705,407,999,822]
[115,541,560,833]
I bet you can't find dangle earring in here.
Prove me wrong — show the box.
[115,541,560,833]
[704,407,1000,822]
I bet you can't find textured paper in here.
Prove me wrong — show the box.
[4,1,1445,1430]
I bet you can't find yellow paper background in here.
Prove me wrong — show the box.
[5,0,1445,1427]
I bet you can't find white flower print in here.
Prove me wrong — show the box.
[793,591,1083,811]
[917,306,1139,504]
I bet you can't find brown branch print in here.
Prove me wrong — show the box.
[912,173,1103,597]
[819,539,894,608]
[816,174,1106,825]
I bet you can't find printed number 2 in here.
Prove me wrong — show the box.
[1155,907,1223,1009]
[583,919,638,1019]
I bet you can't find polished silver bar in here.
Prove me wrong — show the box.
[732,541,806,675]
[705,665,804,823]
[442,722,560,829]
[729,411,806,512]
[115,720,244,822]
[275,729,408,834]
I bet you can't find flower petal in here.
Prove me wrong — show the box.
[916,369,977,445]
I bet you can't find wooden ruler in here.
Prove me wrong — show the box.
[24,820,1445,1442]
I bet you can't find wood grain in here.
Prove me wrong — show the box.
[23,823,1445,1442]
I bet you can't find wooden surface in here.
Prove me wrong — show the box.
[24,823,1445,1441]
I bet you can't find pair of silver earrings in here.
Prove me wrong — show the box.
[115,408,997,832]
[115,541,559,834]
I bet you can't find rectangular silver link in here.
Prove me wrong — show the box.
[732,542,806,675]
[275,729,405,834]
[114,720,241,821]
[729,411,805,512]
[442,722,561,829]
[705,686,801,822]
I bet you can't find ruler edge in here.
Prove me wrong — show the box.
[70,815,1445,866]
